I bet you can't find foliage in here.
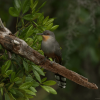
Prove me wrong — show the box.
[0,0,59,99]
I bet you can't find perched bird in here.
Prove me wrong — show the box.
[37,30,66,88]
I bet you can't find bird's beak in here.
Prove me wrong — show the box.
[36,33,43,35]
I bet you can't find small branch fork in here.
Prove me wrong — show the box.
[0,18,98,89]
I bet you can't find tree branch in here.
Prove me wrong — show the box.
[0,19,98,89]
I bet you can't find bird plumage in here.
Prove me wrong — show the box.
[37,30,66,88]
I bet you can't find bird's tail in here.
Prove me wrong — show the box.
[55,73,66,88]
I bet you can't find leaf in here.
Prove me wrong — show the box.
[19,82,33,89]
[0,83,4,87]
[32,13,41,20]
[14,0,21,12]
[5,93,10,100]
[42,80,56,86]
[5,60,11,71]
[24,89,36,96]
[31,0,38,12]
[9,93,16,100]
[8,83,14,90]
[25,76,33,82]
[25,25,34,38]
[10,72,15,82]
[29,87,37,92]
[23,14,34,20]
[45,18,54,25]
[33,70,41,83]
[23,60,28,71]
[46,23,53,30]
[41,78,47,83]
[43,16,49,25]
[32,65,45,76]
[41,85,49,92]
[36,1,46,12]
[32,80,39,87]
[26,38,34,46]
[14,77,20,82]
[19,25,31,38]
[6,70,13,76]
[14,89,24,97]
[9,88,16,94]
[22,0,30,14]
[15,78,22,84]
[9,7,19,17]
[1,88,3,95]
[50,25,59,31]
[37,13,44,24]
[41,86,57,94]
[1,60,11,74]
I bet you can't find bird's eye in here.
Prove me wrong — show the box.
[46,33,49,35]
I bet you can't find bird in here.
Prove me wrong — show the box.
[37,30,66,88]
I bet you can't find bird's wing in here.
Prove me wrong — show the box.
[53,41,62,64]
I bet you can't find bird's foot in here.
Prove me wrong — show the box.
[50,61,55,64]
[50,59,56,65]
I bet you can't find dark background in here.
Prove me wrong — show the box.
[0,0,100,100]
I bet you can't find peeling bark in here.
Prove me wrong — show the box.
[0,18,98,89]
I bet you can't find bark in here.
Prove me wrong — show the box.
[0,18,98,89]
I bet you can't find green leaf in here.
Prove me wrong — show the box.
[26,38,34,46]
[19,25,31,38]
[1,88,3,95]
[6,70,13,76]
[45,18,54,25]
[36,1,46,12]
[41,78,47,83]
[24,89,36,96]
[30,0,34,7]
[8,83,14,90]
[14,77,20,82]
[32,80,39,87]
[43,16,49,25]
[15,78,22,84]
[42,80,56,86]
[33,70,41,83]
[46,23,53,30]
[5,93,10,100]
[32,13,41,20]
[31,0,38,12]
[25,75,33,82]
[51,25,59,31]
[10,72,15,82]
[22,0,30,14]
[9,88,16,94]
[14,0,21,12]
[25,25,34,38]
[5,60,11,71]
[41,86,57,94]
[19,82,33,89]
[1,60,11,74]
[41,85,49,92]
[23,60,28,71]
[37,13,44,24]
[32,65,45,76]
[9,93,16,100]
[14,89,24,97]
[0,83,4,87]
[9,7,19,17]
[29,87,37,93]
[23,14,34,20]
